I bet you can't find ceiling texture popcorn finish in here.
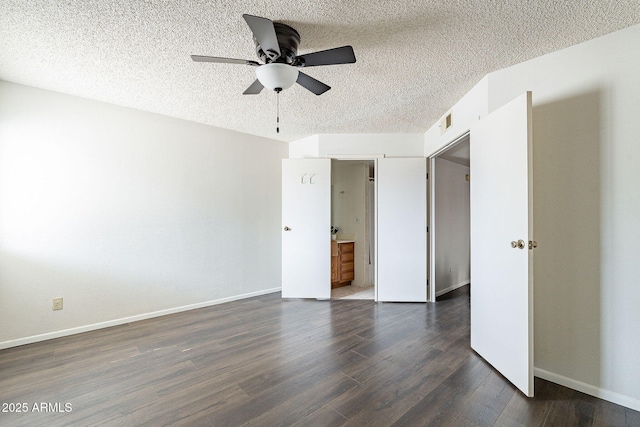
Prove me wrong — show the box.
[1,1,639,142]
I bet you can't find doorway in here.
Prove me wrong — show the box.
[425,92,534,396]
[428,133,471,302]
[281,156,427,303]
[330,159,375,300]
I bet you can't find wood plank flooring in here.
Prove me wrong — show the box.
[1,286,639,426]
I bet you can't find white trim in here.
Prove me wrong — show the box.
[428,156,436,302]
[374,158,379,302]
[426,130,471,158]
[435,281,470,298]
[0,287,281,350]
[534,367,640,412]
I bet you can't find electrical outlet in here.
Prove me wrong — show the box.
[52,298,63,311]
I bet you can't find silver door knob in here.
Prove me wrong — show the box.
[511,239,525,249]
[283,226,291,231]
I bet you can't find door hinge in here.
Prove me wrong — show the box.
[426,173,429,179]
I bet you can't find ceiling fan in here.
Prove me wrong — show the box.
[191,14,356,96]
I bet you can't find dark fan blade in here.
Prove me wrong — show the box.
[296,72,330,95]
[295,46,356,67]
[242,14,281,61]
[243,79,264,95]
[191,55,259,66]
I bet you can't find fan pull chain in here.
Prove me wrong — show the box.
[276,89,280,133]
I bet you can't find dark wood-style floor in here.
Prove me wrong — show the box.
[1,286,639,426]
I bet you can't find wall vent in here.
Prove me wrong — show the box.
[440,112,453,134]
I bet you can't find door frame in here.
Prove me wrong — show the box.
[288,154,430,303]
[427,131,470,302]
[327,154,383,301]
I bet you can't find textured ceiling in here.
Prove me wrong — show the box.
[2,1,640,142]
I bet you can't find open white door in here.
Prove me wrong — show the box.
[377,158,427,302]
[282,159,331,299]
[470,92,534,396]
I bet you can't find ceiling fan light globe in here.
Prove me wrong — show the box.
[256,63,299,91]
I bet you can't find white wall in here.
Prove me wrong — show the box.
[331,160,369,287]
[489,24,640,409]
[424,23,640,410]
[288,134,319,158]
[289,133,425,158]
[424,77,488,156]
[318,134,424,158]
[433,158,470,296]
[0,81,287,348]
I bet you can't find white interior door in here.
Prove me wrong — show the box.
[377,158,427,302]
[470,92,534,396]
[282,159,331,299]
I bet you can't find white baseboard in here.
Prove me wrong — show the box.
[535,367,640,412]
[435,280,470,297]
[0,287,281,350]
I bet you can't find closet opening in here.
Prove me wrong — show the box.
[428,133,471,302]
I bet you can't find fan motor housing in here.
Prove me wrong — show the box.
[254,22,300,64]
